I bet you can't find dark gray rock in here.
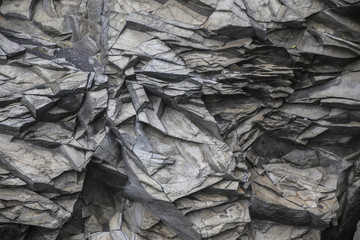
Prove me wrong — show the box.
[282,149,320,167]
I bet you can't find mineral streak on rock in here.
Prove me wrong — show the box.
[0,0,360,239]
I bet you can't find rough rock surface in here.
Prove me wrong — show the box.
[0,0,360,239]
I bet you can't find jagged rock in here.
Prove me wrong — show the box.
[287,71,360,104]
[51,72,89,97]
[0,103,36,135]
[204,3,255,39]
[21,95,58,120]
[0,0,360,239]
[0,187,71,228]
[0,133,73,189]
[0,165,26,187]
[127,12,204,43]
[188,200,250,238]
[107,99,136,126]
[243,0,327,23]
[19,121,74,147]
[154,0,208,25]
[0,64,48,98]
[0,33,25,58]
[140,59,192,80]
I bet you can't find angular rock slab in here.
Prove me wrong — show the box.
[0,187,71,228]
[0,134,73,188]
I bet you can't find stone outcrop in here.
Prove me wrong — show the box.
[0,0,360,239]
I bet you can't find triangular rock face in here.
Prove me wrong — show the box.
[0,0,360,239]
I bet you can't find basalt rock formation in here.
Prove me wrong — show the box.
[0,0,360,239]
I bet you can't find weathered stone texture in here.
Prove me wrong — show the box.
[0,0,360,239]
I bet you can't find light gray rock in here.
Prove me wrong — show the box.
[21,95,58,119]
[250,163,341,227]
[127,12,204,43]
[127,82,150,112]
[51,72,89,97]
[19,121,73,147]
[0,18,58,46]
[32,1,70,36]
[0,0,36,20]
[204,8,255,39]
[0,187,71,228]
[118,106,239,201]
[57,145,93,171]
[279,104,330,120]
[140,59,192,80]
[123,200,160,233]
[0,64,47,98]
[243,0,326,23]
[153,0,208,25]
[77,89,108,125]
[107,99,136,126]
[288,71,360,104]
[0,33,25,58]
[135,74,203,100]
[0,133,73,188]
[188,200,250,238]
[0,165,26,187]
[249,219,321,240]
[0,103,36,135]
[181,51,245,73]
[175,191,231,214]
[138,108,167,134]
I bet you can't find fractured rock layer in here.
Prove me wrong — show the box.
[0,0,360,239]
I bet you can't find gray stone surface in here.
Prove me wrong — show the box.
[0,0,36,20]
[0,0,360,239]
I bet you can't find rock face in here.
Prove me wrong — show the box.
[0,0,360,239]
